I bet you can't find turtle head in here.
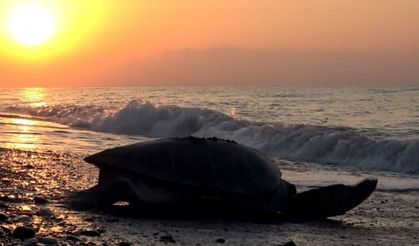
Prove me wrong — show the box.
[270,180,297,214]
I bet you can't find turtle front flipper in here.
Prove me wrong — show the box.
[282,178,377,219]
[68,180,133,211]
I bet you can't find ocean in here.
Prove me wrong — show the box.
[1,86,418,191]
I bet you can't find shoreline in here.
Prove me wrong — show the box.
[0,148,418,245]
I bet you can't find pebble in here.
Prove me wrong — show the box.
[34,196,49,205]
[283,240,297,246]
[21,238,37,246]
[38,236,59,245]
[13,226,36,239]
[36,208,55,217]
[14,215,33,223]
[119,242,131,246]
[80,228,104,237]
[24,164,35,169]
[66,235,81,241]
[1,225,11,234]
[216,238,226,243]
[0,212,9,222]
[0,194,21,203]
[160,235,176,243]
[0,227,6,237]
[84,216,95,222]
[1,178,11,184]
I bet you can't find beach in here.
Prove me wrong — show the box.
[1,147,418,245]
[0,86,418,245]
[2,0,419,244]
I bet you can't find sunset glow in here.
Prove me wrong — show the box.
[0,0,418,87]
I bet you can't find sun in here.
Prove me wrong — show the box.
[7,4,57,46]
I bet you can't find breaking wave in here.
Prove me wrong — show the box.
[5,100,419,174]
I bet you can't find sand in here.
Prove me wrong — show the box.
[0,148,418,245]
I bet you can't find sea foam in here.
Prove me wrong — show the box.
[6,100,419,174]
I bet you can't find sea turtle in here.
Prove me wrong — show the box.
[75,136,377,219]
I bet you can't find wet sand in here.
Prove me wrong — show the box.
[0,148,418,245]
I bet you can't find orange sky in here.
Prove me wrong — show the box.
[1,0,419,87]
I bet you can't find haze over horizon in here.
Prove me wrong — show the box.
[1,0,419,87]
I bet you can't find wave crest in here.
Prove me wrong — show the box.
[5,100,419,174]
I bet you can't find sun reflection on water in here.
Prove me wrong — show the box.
[21,87,47,107]
[6,118,40,150]
[4,88,48,150]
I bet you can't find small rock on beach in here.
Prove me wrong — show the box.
[0,212,9,222]
[37,236,59,245]
[13,226,36,239]
[160,235,176,243]
[216,238,226,243]
[34,196,49,205]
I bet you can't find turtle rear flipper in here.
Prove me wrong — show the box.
[283,179,377,219]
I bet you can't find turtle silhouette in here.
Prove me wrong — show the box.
[75,136,377,219]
